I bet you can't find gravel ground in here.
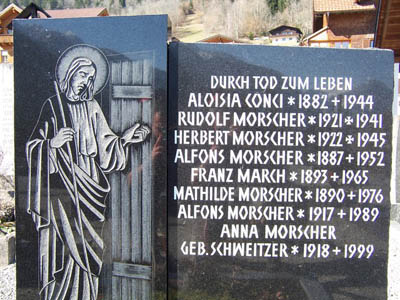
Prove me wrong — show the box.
[0,263,15,300]
[1,221,400,300]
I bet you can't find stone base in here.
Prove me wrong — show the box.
[0,232,15,266]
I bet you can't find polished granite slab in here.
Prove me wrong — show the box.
[168,42,394,300]
[14,15,168,300]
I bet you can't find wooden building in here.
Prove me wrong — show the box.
[0,4,22,63]
[39,7,109,18]
[303,0,377,48]
[374,0,400,62]
[269,25,302,46]
[2,4,108,63]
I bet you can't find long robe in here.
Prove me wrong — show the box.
[26,94,128,300]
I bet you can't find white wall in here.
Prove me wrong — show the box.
[0,64,14,176]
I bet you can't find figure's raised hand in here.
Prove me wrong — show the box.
[122,123,151,146]
[50,128,75,148]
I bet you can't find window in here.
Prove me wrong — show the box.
[334,41,350,48]
[1,50,8,63]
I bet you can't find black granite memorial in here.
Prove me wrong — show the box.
[168,43,393,300]
[14,16,168,300]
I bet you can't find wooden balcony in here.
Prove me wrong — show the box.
[0,34,13,45]
[375,0,400,62]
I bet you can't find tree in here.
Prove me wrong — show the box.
[267,0,288,14]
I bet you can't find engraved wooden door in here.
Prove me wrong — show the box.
[107,51,154,300]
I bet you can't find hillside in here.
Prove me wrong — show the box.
[174,11,208,42]
[124,0,313,42]
[2,0,312,41]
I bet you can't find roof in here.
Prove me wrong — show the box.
[314,0,376,13]
[39,7,108,18]
[269,25,302,36]
[303,26,329,42]
[0,3,22,18]
[374,0,400,62]
[9,5,108,29]
[303,25,363,44]
[198,34,244,44]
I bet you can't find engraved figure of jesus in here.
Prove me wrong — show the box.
[26,45,150,300]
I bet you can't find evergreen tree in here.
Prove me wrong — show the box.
[49,0,59,9]
[267,0,288,14]
[74,0,92,8]
[1,0,10,9]
[75,0,84,8]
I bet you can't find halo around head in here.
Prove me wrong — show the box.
[56,44,109,95]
